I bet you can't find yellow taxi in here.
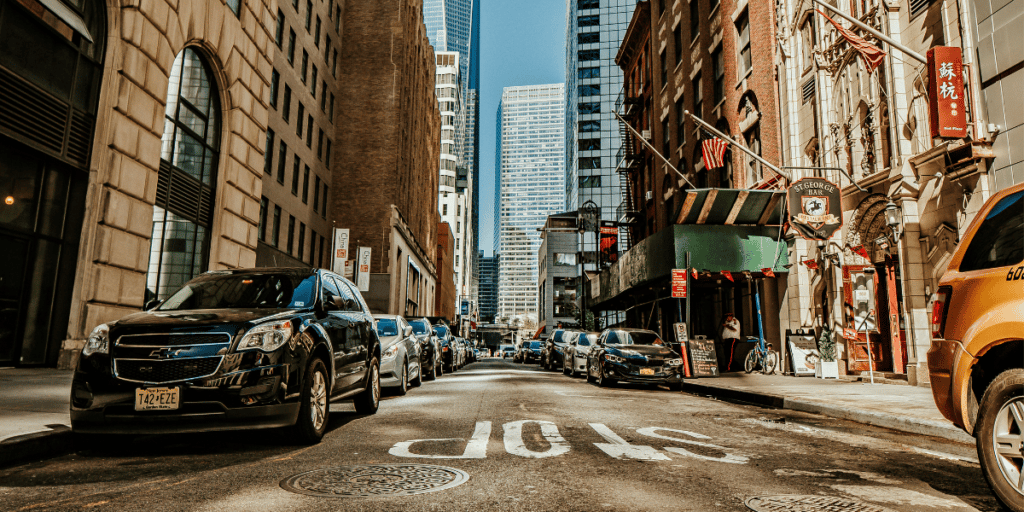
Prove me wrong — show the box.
[927,180,1023,511]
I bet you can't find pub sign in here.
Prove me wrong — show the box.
[927,46,967,139]
[787,177,842,241]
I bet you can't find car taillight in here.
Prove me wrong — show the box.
[931,287,951,339]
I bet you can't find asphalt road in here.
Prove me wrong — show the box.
[0,359,1004,512]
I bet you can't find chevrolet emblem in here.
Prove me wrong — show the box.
[150,348,183,359]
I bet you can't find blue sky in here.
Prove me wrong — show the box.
[477,0,566,257]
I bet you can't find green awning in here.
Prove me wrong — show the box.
[675,188,785,226]
[592,224,788,306]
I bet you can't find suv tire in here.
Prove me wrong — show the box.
[292,357,329,444]
[975,368,1024,512]
[354,357,380,414]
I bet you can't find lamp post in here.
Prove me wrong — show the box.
[883,200,918,380]
[578,201,599,330]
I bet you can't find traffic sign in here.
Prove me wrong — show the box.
[671,269,687,298]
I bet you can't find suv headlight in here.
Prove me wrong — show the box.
[82,323,110,357]
[237,321,293,352]
[604,353,625,363]
[383,344,400,361]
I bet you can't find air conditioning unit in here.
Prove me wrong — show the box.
[645,190,653,201]
[641,129,652,140]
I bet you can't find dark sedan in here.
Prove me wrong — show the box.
[408,318,441,380]
[540,329,569,371]
[520,340,543,363]
[586,328,684,391]
[433,324,458,373]
[70,268,382,444]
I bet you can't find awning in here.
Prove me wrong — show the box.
[591,223,788,307]
[38,0,93,42]
[675,188,786,226]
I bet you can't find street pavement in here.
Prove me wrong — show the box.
[0,359,1003,511]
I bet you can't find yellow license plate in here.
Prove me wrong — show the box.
[135,387,180,411]
[639,368,655,376]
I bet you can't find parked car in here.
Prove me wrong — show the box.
[563,331,599,377]
[520,340,543,364]
[408,317,441,380]
[373,315,422,395]
[586,328,684,391]
[499,345,515,359]
[454,337,467,368]
[433,324,458,373]
[541,329,569,371]
[927,181,1024,512]
[70,268,381,444]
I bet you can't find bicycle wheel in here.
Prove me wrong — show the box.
[763,350,779,375]
[744,350,758,373]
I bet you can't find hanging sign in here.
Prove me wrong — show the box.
[332,228,349,274]
[671,269,687,298]
[787,177,843,240]
[927,46,967,139]
[356,247,372,292]
[599,222,619,267]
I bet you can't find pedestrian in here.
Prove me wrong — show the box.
[720,313,741,371]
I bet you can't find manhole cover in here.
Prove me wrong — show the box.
[280,464,470,497]
[746,495,896,512]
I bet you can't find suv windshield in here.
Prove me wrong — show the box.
[376,318,398,336]
[577,336,591,346]
[613,331,664,345]
[409,319,430,334]
[528,341,541,349]
[433,325,449,338]
[157,273,315,311]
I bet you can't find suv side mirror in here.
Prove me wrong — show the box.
[144,298,162,310]
[404,325,413,337]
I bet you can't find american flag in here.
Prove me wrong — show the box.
[701,137,728,170]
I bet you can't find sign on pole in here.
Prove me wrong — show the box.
[356,247,371,292]
[787,177,843,241]
[671,269,687,298]
[332,228,349,274]
[344,260,354,279]
[927,46,967,139]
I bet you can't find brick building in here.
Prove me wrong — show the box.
[331,0,441,316]
[435,221,455,321]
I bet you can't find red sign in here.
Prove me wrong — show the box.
[761,268,775,278]
[336,248,347,259]
[927,46,967,139]
[802,259,819,270]
[671,269,687,298]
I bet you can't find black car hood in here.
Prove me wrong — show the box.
[112,308,299,333]
[606,344,678,359]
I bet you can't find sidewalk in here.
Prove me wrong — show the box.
[683,372,975,445]
[0,368,74,467]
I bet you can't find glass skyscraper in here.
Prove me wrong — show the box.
[494,84,566,322]
[564,0,637,220]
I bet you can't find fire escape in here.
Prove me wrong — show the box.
[614,89,642,252]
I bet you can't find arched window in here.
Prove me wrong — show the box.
[146,48,221,301]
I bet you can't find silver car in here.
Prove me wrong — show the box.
[563,331,599,377]
[373,315,422,395]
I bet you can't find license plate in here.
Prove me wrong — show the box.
[135,387,180,411]
[639,368,655,376]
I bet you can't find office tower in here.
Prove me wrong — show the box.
[436,52,473,308]
[477,251,499,323]
[565,0,637,220]
[495,84,566,322]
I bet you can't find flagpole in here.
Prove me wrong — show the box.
[614,112,696,189]
[684,111,792,182]
[810,0,926,64]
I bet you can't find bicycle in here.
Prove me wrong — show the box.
[744,337,778,374]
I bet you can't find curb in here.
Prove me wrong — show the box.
[0,428,75,469]
[683,382,975,445]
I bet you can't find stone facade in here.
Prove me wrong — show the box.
[59,0,275,368]
[538,213,580,333]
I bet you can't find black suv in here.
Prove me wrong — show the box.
[408,318,441,380]
[70,268,382,444]
[540,329,569,371]
[433,324,457,372]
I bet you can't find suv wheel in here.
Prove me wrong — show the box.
[354,358,380,414]
[424,356,437,381]
[976,368,1024,511]
[292,358,329,444]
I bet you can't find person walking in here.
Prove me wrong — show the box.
[720,313,741,371]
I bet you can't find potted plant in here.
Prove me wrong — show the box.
[816,328,839,379]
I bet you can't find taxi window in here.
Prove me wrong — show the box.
[960,190,1024,272]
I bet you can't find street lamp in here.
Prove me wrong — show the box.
[884,201,902,239]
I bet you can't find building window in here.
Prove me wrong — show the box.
[736,12,751,77]
[579,120,600,132]
[910,0,936,18]
[298,223,306,261]
[674,24,683,65]
[689,0,699,41]
[332,48,338,77]
[663,118,671,158]
[692,72,702,115]
[272,205,281,246]
[322,185,328,218]
[578,32,599,44]
[744,123,762,186]
[314,16,321,47]
[660,50,668,87]
[579,156,601,169]
[302,165,310,203]
[580,138,601,151]
[227,0,240,17]
[287,29,296,64]
[329,94,335,122]
[578,15,600,26]
[147,48,221,301]
[270,69,280,108]
[579,102,600,115]
[801,20,815,71]
[580,176,601,188]
[259,197,268,241]
[311,65,317,97]
[578,0,599,9]
[320,81,327,111]
[287,215,295,254]
[277,142,287,183]
[676,98,686,146]
[264,129,275,174]
[443,204,448,216]
[301,50,308,83]
[578,49,599,61]
[579,67,600,79]
[297,103,304,137]
[283,85,291,121]
[292,156,300,195]
[325,140,332,166]
[579,84,600,96]
[305,0,312,31]
[317,129,324,159]
[313,175,321,213]
[306,116,313,147]
[712,47,724,105]
[275,10,285,48]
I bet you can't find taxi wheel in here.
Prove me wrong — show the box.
[975,368,1024,512]
[292,357,329,444]
[354,358,380,415]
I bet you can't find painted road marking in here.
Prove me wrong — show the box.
[588,423,671,461]
[637,427,749,464]
[388,421,491,459]
[503,420,571,458]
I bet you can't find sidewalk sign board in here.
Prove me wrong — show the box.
[681,335,719,377]
[356,247,371,292]
[787,334,818,376]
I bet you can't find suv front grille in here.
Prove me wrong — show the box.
[117,333,232,346]
[114,357,223,384]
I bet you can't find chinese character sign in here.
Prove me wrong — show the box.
[927,46,967,139]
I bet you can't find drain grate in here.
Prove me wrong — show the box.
[280,464,470,497]
[746,495,895,512]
